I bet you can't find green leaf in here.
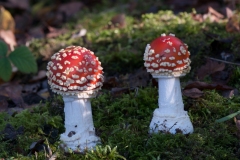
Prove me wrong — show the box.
[0,41,8,58]
[8,46,37,73]
[0,57,12,81]
[215,110,240,123]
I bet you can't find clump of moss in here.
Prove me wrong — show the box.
[0,102,63,157]
[1,87,240,159]
[91,89,240,159]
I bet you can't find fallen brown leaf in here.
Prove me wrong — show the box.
[5,82,26,108]
[208,6,224,19]
[184,81,233,91]
[224,7,234,18]
[195,2,221,13]
[182,88,204,98]
[226,12,240,32]
[197,59,225,80]
[192,2,224,23]
[0,82,27,108]
[0,6,15,31]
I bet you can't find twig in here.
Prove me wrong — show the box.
[204,56,240,66]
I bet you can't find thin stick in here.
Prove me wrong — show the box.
[204,56,240,66]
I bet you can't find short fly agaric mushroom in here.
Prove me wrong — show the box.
[46,46,104,152]
[144,33,193,134]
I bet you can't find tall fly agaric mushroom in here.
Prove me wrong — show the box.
[144,33,193,134]
[46,46,104,152]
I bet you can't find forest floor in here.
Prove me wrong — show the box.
[1,0,240,159]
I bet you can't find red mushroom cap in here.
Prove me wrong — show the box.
[46,46,104,98]
[143,33,191,77]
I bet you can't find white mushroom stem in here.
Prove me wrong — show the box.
[60,95,100,152]
[149,76,193,134]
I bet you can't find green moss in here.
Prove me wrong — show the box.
[1,88,240,159]
[0,103,63,157]
[91,89,240,159]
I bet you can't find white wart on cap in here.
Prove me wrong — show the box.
[143,33,191,77]
[46,46,104,98]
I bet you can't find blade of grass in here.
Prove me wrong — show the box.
[215,110,240,123]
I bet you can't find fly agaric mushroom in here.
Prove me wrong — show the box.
[144,33,193,134]
[46,46,104,152]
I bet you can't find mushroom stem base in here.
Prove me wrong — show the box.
[149,108,193,134]
[149,76,193,134]
[60,135,100,153]
[60,96,100,152]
